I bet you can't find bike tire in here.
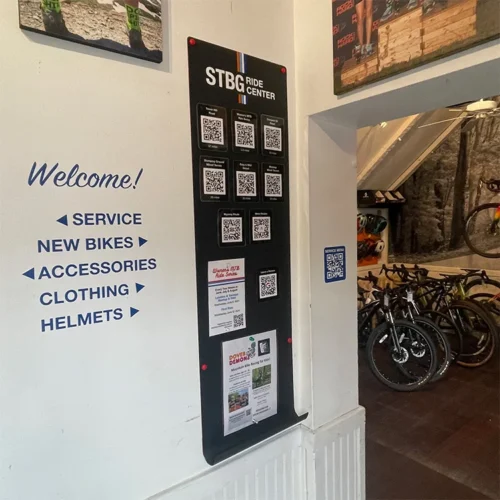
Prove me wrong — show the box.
[366,319,438,392]
[464,278,500,295]
[413,316,452,381]
[469,293,500,320]
[448,300,498,368]
[464,203,500,259]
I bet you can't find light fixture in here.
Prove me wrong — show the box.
[379,121,388,128]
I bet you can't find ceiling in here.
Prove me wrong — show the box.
[357,107,464,190]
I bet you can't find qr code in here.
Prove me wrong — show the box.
[264,125,282,152]
[236,171,257,197]
[259,273,278,299]
[233,313,244,328]
[264,173,282,197]
[326,252,345,280]
[201,116,224,145]
[203,168,226,195]
[235,121,255,149]
[221,217,243,243]
[245,409,252,416]
[252,216,271,241]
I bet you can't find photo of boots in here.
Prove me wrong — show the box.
[19,0,163,62]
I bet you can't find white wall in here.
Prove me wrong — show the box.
[307,119,358,428]
[3,0,499,496]
[0,2,298,499]
[292,0,500,436]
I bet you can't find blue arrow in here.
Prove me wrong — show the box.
[135,283,145,293]
[23,268,35,280]
[138,237,148,247]
[57,215,68,226]
[130,307,140,317]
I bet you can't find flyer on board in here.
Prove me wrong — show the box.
[208,258,246,336]
[222,330,277,436]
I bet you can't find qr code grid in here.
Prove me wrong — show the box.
[259,273,278,299]
[264,125,282,152]
[236,171,257,197]
[201,116,224,145]
[203,168,226,195]
[245,409,252,416]
[326,252,344,280]
[252,217,271,241]
[264,173,282,197]
[222,217,243,243]
[235,121,255,149]
[233,313,244,328]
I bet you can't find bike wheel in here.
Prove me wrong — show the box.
[464,203,500,258]
[469,293,500,321]
[421,309,463,362]
[366,319,437,392]
[464,278,500,295]
[447,300,498,367]
[414,316,452,381]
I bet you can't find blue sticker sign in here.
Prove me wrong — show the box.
[324,246,346,283]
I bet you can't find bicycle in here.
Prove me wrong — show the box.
[364,286,438,392]
[390,265,498,368]
[464,178,500,259]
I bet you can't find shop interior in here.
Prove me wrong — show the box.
[357,97,500,499]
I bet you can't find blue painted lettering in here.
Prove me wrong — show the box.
[72,213,142,226]
[28,163,143,190]
[36,258,157,279]
[85,237,134,251]
[37,238,80,253]
[41,307,124,332]
[39,285,130,305]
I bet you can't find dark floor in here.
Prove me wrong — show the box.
[360,353,500,500]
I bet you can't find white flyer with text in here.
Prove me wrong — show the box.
[208,258,246,336]
[222,330,277,436]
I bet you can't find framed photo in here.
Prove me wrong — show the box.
[333,0,499,94]
[19,0,163,63]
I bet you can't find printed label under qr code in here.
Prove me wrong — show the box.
[252,216,271,241]
[264,125,282,151]
[221,217,243,243]
[233,313,245,328]
[235,121,255,149]
[259,273,278,299]
[265,173,282,197]
[203,168,226,195]
[201,116,224,145]
[326,252,344,280]
[236,171,257,197]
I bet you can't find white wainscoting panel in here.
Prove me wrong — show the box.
[149,407,365,500]
[149,426,305,500]
[309,407,366,500]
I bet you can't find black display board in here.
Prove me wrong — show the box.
[187,38,306,465]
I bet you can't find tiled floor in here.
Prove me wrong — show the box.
[360,352,500,499]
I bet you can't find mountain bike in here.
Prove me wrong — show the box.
[389,265,498,368]
[464,178,500,259]
[365,287,438,392]
[358,279,438,391]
